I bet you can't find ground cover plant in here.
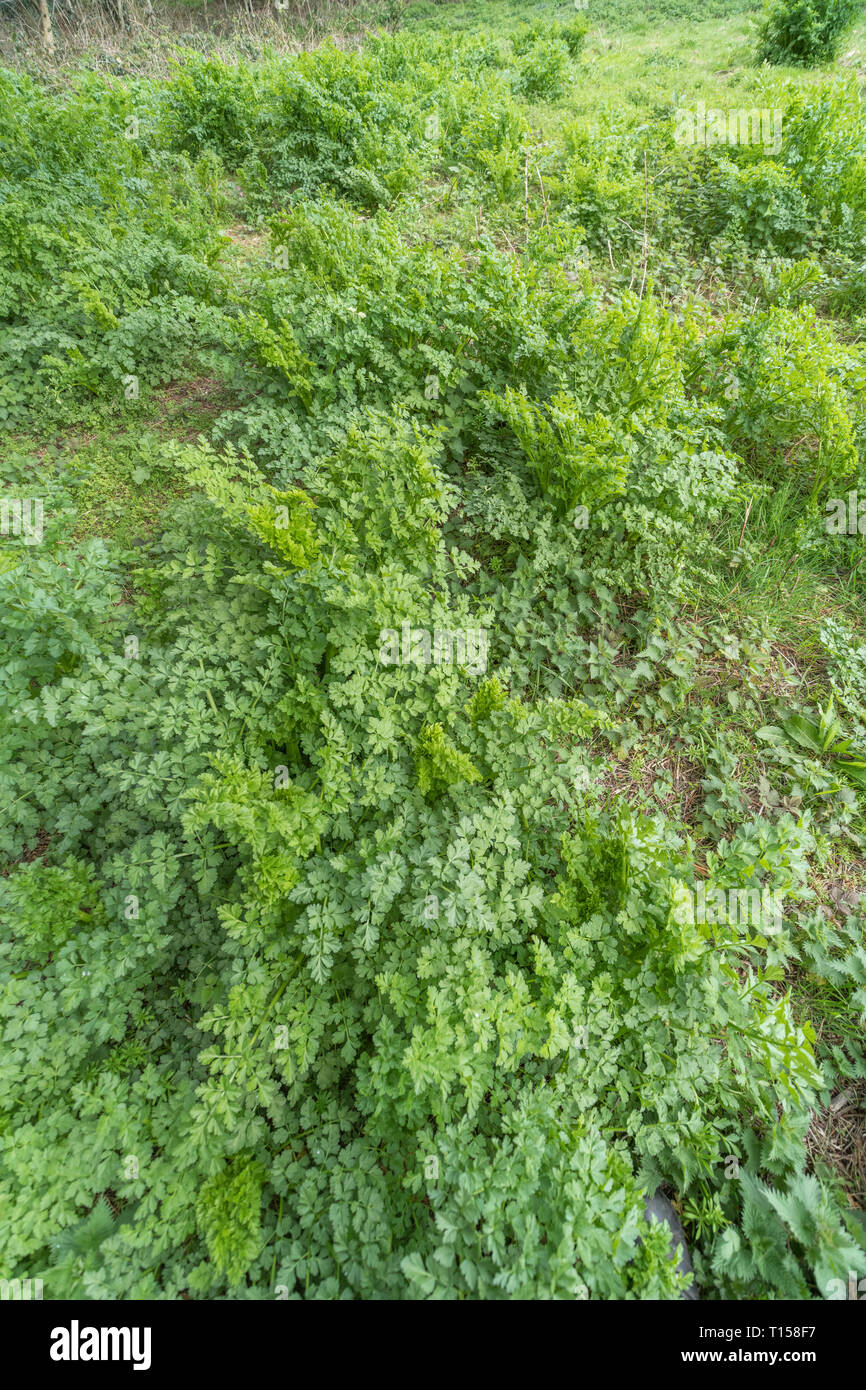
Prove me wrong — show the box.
[1,0,866,1301]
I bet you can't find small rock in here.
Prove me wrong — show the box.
[644,1189,699,1299]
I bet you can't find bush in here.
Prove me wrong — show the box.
[686,305,865,488]
[695,159,811,257]
[512,16,588,60]
[557,15,590,58]
[757,0,861,66]
[511,38,571,101]
[549,122,652,253]
[781,81,866,245]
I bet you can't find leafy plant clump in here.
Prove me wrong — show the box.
[757,0,861,66]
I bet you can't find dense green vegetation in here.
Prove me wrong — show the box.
[2,0,866,1300]
[757,0,861,66]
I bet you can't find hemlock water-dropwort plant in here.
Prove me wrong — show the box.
[1,8,866,1305]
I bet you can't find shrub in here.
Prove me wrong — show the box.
[695,159,811,257]
[512,16,588,60]
[557,15,590,59]
[757,0,861,66]
[781,81,866,245]
[686,305,865,490]
[549,122,652,253]
[511,38,571,101]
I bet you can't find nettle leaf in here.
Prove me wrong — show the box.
[50,1197,115,1261]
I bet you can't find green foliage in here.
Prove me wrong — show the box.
[511,38,571,102]
[160,32,531,215]
[2,8,866,1305]
[512,16,588,62]
[416,722,481,794]
[687,305,865,489]
[757,0,860,66]
[0,68,226,428]
[759,699,866,792]
[708,1168,866,1297]
[550,121,651,254]
[557,16,591,59]
[781,81,866,246]
[697,159,810,257]
[50,1198,116,1263]
[196,1158,267,1287]
[485,386,628,516]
